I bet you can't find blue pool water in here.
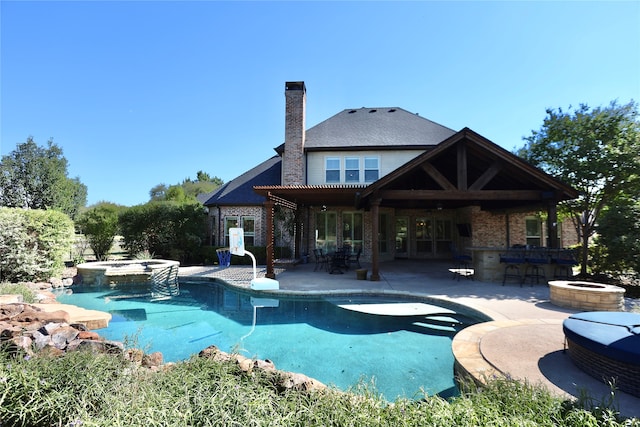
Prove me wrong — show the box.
[56,279,482,401]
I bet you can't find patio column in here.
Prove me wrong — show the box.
[294,207,302,259]
[547,201,559,249]
[265,199,276,279]
[370,198,381,281]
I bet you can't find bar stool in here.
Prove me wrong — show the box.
[523,248,550,285]
[551,248,578,279]
[500,247,526,286]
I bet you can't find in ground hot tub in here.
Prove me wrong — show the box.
[549,280,625,311]
[563,312,640,397]
[75,260,180,297]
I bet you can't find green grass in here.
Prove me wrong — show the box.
[0,282,36,303]
[1,350,638,427]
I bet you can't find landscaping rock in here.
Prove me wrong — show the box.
[142,352,164,368]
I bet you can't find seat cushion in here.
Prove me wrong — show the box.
[563,311,640,365]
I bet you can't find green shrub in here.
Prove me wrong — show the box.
[0,207,74,282]
[76,203,122,261]
[1,351,637,426]
[0,283,36,303]
[119,202,206,264]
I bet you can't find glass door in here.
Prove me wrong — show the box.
[395,217,408,258]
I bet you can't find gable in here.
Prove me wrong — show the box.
[358,128,578,211]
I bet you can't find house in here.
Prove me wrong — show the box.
[203,81,579,280]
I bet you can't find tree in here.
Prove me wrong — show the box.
[149,184,168,201]
[519,101,640,275]
[0,137,87,219]
[593,196,640,276]
[77,202,122,261]
[148,171,223,202]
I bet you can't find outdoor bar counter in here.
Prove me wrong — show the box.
[467,247,556,284]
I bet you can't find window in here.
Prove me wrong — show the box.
[364,157,379,182]
[325,158,340,183]
[345,157,360,183]
[242,216,255,246]
[324,156,380,184]
[316,211,337,252]
[435,219,452,253]
[415,217,433,253]
[379,213,388,253]
[342,212,363,251]
[224,216,255,246]
[525,217,541,247]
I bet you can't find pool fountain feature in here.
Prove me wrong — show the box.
[76,259,180,297]
[548,280,625,311]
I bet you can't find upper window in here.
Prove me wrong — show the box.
[364,157,379,182]
[345,157,360,183]
[325,158,340,183]
[324,155,380,184]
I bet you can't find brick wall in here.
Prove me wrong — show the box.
[283,82,306,186]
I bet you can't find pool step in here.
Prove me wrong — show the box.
[411,315,464,333]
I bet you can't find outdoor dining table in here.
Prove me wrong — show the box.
[327,249,349,274]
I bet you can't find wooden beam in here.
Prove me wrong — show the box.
[457,142,468,191]
[469,161,502,191]
[265,200,276,279]
[379,189,543,201]
[420,162,456,190]
[370,198,381,281]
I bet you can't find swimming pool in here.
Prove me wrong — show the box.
[56,279,483,401]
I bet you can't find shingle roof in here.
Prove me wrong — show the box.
[303,107,456,150]
[202,156,281,206]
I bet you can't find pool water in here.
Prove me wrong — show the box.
[56,279,481,401]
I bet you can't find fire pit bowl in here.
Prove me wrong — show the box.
[549,280,625,312]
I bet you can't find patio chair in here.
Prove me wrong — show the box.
[346,246,362,269]
[313,248,328,272]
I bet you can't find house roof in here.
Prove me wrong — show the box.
[275,107,456,153]
[203,155,281,206]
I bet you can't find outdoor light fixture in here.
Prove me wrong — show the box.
[436,202,443,211]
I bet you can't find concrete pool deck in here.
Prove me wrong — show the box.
[180,260,640,418]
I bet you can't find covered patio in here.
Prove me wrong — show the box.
[255,128,578,281]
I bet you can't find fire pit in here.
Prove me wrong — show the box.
[549,280,625,311]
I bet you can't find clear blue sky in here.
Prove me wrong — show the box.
[2,1,639,207]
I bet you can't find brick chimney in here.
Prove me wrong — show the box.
[283,81,306,186]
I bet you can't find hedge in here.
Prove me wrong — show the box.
[0,207,74,282]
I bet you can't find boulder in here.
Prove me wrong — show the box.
[142,352,164,368]
[277,372,326,393]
